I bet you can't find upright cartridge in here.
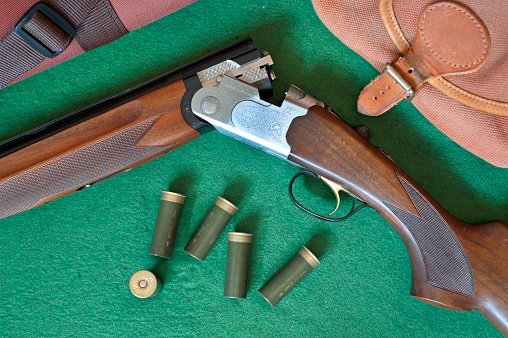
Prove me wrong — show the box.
[224,232,253,299]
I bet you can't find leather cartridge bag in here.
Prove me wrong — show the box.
[313,0,508,168]
[0,0,196,89]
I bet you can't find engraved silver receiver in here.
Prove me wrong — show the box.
[191,75,322,160]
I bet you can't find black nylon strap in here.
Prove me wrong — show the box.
[0,0,127,89]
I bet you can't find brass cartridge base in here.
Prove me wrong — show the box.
[129,270,162,298]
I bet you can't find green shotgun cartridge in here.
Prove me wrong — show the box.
[224,232,253,299]
[149,191,186,259]
[184,196,238,261]
[258,246,320,306]
[129,270,162,298]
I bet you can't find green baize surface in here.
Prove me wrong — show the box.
[0,0,506,336]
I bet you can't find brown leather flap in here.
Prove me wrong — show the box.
[358,1,490,116]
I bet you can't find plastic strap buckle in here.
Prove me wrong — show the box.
[15,3,76,58]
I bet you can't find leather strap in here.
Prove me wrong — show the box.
[359,2,490,116]
[0,0,127,89]
[376,0,508,117]
[379,0,410,55]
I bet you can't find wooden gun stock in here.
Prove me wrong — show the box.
[0,38,505,334]
[286,105,508,334]
[0,79,199,219]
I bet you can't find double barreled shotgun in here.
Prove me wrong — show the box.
[0,39,506,334]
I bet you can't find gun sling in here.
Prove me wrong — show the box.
[0,0,196,89]
[0,0,127,89]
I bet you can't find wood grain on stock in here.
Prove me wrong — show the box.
[0,79,199,219]
[286,105,508,334]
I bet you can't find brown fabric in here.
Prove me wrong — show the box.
[74,0,127,51]
[379,0,508,117]
[42,0,128,52]
[358,2,490,116]
[5,41,83,86]
[108,0,197,31]
[0,29,46,88]
[0,0,196,38]
[313,0,508,168]
[0,0,127,89]
[24,10,71,53]
[0,0,195,88]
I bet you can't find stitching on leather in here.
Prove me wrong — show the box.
[379,1,503,115]
[420,3,487,67]
[385,0,410,52]
[436,77,508,109]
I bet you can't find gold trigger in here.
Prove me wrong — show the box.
[288,170,369,222]
[320,176,347,216]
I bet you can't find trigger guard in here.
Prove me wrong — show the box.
[288,170,370,222]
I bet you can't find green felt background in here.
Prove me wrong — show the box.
[0,0,507,336]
